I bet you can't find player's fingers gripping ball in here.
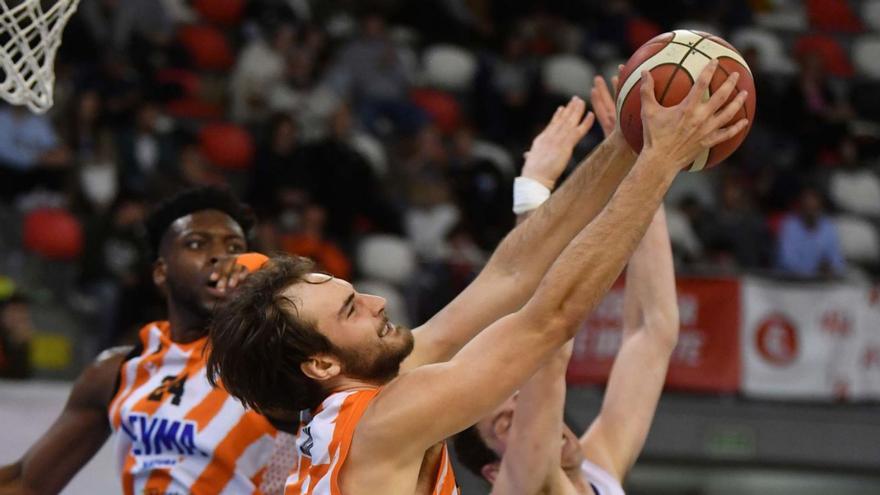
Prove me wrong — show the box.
[616,30,757,172]
[235,252,270,273]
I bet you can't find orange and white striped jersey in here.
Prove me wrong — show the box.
[285,388,459,495]
[108,321,283,495]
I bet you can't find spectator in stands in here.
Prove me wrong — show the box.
[476,27,536,145]
[780,52,853,168]
[249,113,302,215]
[78,0,173,55]
[0,293,34,379]
[776,186,846,278]
[278,202,352,279]
[230,23,295,124]
[701,175,772,269]
[0,105,72,201]
[61,89,104,161]
[325,12,423,136]
[116,100,177,195]
[78,194,156,348]
[0,105,69,170]
[447,126,513,251]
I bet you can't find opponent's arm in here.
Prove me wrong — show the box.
[490,343,572,495]
[404,89,634,369]
[579,205,679,481]
[365,61,749,454]
[491,77,620,495]
[0,351,127,495]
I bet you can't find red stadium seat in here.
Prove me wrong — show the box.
[156,68,201,98]
[166,98,224,120]
[193,0,246,26]
[627,17,663,53]
[794,35,854,77]
[410,88,462,134]
[178,25,234,71]
[807,0,863,33]
[199,123,255,170]
[23,208,83,260]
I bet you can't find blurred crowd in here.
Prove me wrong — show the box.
[3,0,880,377]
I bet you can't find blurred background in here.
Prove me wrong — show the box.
[1,0,879,493]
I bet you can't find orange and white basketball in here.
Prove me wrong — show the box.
[616,30,757,171]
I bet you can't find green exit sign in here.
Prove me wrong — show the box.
[703,425,757,458]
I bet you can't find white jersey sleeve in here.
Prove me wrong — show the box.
[581,459,625,495]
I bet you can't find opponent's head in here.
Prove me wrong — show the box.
[145,187,255,323]
[207,255,414,414]
[453,395,584,484]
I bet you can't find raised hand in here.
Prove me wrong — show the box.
[639,60,749,170]
[590,69,620,138]
[209,255,251,293]
[521,96,595,189]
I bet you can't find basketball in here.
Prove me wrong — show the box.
[616,30,756,171]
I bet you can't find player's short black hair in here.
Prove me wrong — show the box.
[452,425,500,483]
[144,187,255,258]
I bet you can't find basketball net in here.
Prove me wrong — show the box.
[0,0,80,113]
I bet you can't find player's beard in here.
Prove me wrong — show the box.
[335,323,414,384]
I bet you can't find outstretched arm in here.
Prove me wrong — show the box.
[364,61,750,455]
[405,82,635,370]
[0,351,126,495]
[490,75,623,495]
[579,205,680,481]
[490,343,572,495]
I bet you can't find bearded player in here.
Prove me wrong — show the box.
[207,62,748,495]
[0,187,294,495]
[452,75,678,495]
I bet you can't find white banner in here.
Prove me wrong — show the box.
[741,278,880,401]
[852,287,880,400]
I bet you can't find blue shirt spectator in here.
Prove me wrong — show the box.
[0,106,62,170]
[776,188,846,277]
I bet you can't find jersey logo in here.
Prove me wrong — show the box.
[121,413,209,457]
[147,374,187,405]
[299,426,313,457]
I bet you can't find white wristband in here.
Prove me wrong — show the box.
[513,176,551,214]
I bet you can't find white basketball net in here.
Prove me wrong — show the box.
[0,0,79,113]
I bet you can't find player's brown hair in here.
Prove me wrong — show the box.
[206,255,333,414]
[452,425,500,483]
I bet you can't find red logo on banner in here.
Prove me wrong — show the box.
[863,346,880,370]
[755,314,798,366]
[821,310,852,337]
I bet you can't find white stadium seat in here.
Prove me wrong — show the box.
[863,0,880,31]
[542,54,595,98]
[357,234,417,285]
[471,139,515,176]
[348,132,389,177]
[730,27,797,75]
[852,35,880,79]
[422,44,478,92]
[665,170,717,209]
[666,207,703,258]
[830,170,880,217]
[753,0,808,31]
[835,215,880,265]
